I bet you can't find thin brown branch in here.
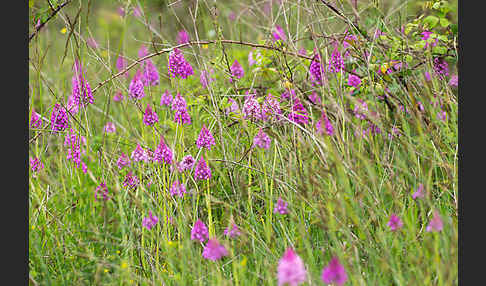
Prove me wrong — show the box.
[29,0,72,42]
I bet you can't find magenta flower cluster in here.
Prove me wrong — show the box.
[71,60,94,107]
[309,53,325,85]
[143,104,159,126]
[168,48,194,79]
[129,70,145,99]
[30,157,44,174]
[95,182,110,201]
[288,96,309,125]
[117,152,131,169]
[191,219,209,242]
[123,171,139,190]
[230,60,244,82]
[160,90,173,106]
[196,124,216,150]
[153,138,173,165]
[170,180,186,197]
[327,45,345,73]
[321,257,348,286]
[253,128,271,149]
[274,197,289,215]
[202,239,228,261]
[50,103,69,132]
[194,157,211,180]
[177,155,195,172]
[142,211,159,230]
[277,248,307,286]
[171,93,191,125]
[224,223,241,238]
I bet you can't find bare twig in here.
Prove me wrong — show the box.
[29,0,72,42]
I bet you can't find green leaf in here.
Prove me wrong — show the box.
[432,46,447,55]
[439,18,450,27]
[450,24,458,36]
[405,55,413,64]
[423,15,439,29]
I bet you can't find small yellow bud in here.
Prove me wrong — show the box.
[61,27,67,34]
[283,80,293,90]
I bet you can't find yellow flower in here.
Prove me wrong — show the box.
[116,250,120,254]
[380,63,389,74]
[240,256,247,267]
[31,225,35,230]
[283,80,293,90]
[202,44,209,49]
[121,261,128,269]
[61,27,67,34]
[104,269,109,273]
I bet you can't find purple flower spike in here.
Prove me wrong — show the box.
[309,53,325,85]
[194,157,211,181]
[449,75,458,87]
[143,104,159,126]
[142,59,159,86]
[253,128,271,149]
[71,60,94,107]
[177,30,190,44]
[87,37,98,49]
[30,157,44,174]
[230,59,244,82]
[168,48,194,79]
[160,90,173,106]
[200,69,215,88]
[288,96,309,125]
[95,182,110,201]
[274,197,289,215]
[191,219,209,242]
[433,57,449,78]
[131,144,148,163]
[277,248,307,286]
[316,112,334,136]
[170,180,186,198]
[138,45,149,58]
[171,93,192,125]
[196,124,216,150]
[129,70,145,99]
[426,211,443,232]
[261,93,282,121]
[273,25,287,42]
[224,223,241,238]
[113,90,124,102]
[30,109,43,129]
[412,184,425,200]
[242,94,261,121]
[142,211,159,230]
[123,171,139,190]
[327,45,344,73]
[202,239,228,261]
[321,257,348,286]
[177,155,195,172]
[153,138,173,165]
[347,73,361,87]
[104,122,116,133]
[117,152,131,169]
[387,214,403,231]
[353,99,368,120]
[50,104,69,132]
